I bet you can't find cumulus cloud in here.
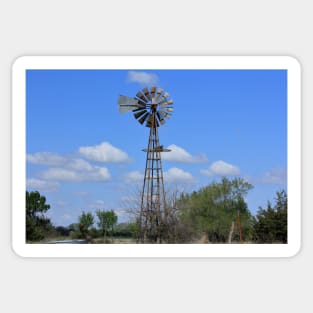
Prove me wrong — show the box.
[162,144,208,163]
[27,152,66,166]
[127,71,159,86]
[79,142,130,163]
[26,178,60,192]
[27,142,128,184]
[123,171,143,183]
[68,158,93,171]
[261,167,287,185]
[114,209,129,217]
[164,167,195,183]
[41,168,78,181]
[123,168,195,184]
[201,160,240,177]
[40,166,111,182]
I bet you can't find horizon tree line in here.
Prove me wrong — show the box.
[26,177,287,244]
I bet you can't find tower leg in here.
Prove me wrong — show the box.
[139,114,166,243]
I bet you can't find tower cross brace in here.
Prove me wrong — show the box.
[139,111,168,243]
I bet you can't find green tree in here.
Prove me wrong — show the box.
[55,226,70,237]
[177,177,253,243]
[252,190,287,243]
[96,210,118,240]
[26,191,52,241]
[78,211,94,238]
[114,222,137,238]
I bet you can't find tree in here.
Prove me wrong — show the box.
[177,177,253,243]
[55,226,70,237]
[78,211,94,238]
[26,191,52,241]
[96,210,118,240]
[114,222,137,238]
[252,190,287,243]
[121,186,190,243]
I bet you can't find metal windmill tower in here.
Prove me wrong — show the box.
[118,86,173,243]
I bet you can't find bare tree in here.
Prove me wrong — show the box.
[120,185,188,243]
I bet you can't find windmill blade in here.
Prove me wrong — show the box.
[155,88,164,102]
[162,92,170,99]
[142,87,151,101]
[150,86,156,98]
[150,86,158,103]
[159,100,174,107]
[156,87,163,97]
[134,109,148,119]
[137,112,150,124]
[145,114,156,128]
[136,91,149,103]
[156,88,164,99]
[132,107,145,113]
[118,95,145,113]
[156,93,170,105]
[118,87,172,128]
[156,95,166,104]
[156,111,166,125]
[159,111,172,119]
[137,99,147,107]
[161,107,174,113]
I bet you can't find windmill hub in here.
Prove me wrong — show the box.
[118,86,174,243]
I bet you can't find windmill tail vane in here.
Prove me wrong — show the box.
[118,86,173,243]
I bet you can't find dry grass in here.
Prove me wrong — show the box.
[93,237,136,244]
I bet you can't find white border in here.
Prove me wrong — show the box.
[12,56,301,258]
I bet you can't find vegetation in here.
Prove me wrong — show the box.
[176,177,253,243]
[26,182,288,244]
[252,190,287,243]
[114,222,137,238]
[96,209,118,240]
[78,211,95,238]
[26,191,52,241]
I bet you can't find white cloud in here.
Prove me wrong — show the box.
[201,160,240,177]
[26,178,60,192]
[123,168,195,184]
[87,167,111,181]
[27,152,66,166]
[164,167,195,183]
[41,168,78,181]
[79,142,130,163]
[88,200,106,209]
[123,171,143,183]
[68,158,93,171]
[162,144,208,163]
[262,167,287,185]
[40,166,111,182]
[114,209,128,217]
[28,146,115,183]
[127,71,158,86]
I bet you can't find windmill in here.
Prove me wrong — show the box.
[118,86,173,243]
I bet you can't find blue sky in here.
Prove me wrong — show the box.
[26,69,287,226]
